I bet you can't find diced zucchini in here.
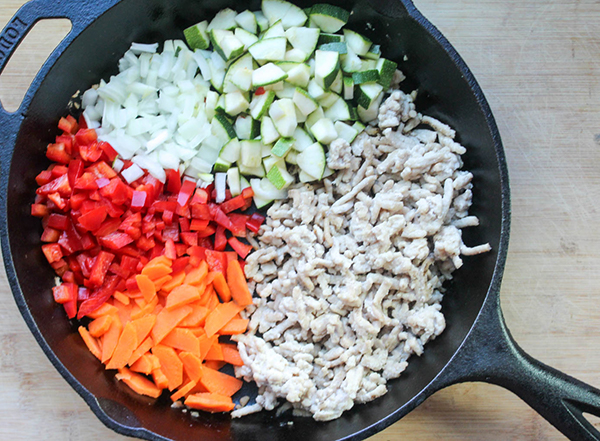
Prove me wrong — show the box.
[334,121,359,144]
[318,32,344,45]
[262,20,285,39]
[235,10,258,34]
[240,175,251,190]
[357,91,384,123]
[251,177,287,207]
[263,155,285,171]
[276,61,301,72]
[329,69,343,94]
[285,149,298,165]
[250,90,276,119]
[364,44,381,60]
[310,118,337,144]
[213,157,231,173]
[284,49,308,62]
[209,29,244,61]
[227,167,242,196]
[305,106,325,128]
[285,63,311,88]
[317,91,338,108]
[355,82,384,109]
[266,161,295,189]
[352,69,380,85]
[324,96,352,121]
[299,169,318,182]
[341,46,362,73]
[225,91,250,116]
[285,26,320,58]
[275,83,297,99]
[314,50,340,89]
[205,90,219,120]
[254,11,270,32]
[271,137,295,157]
[262,0,308,29]
[249,37,288,62]
[252,62,288,87]
[296,141,326,178]
[319,42,347,54]
[376,58,398,89]
[239,162,266,178]
[211,113,237,143]
[219,137,241,163]
[269,98,297,137]
[240,139,263,167]
[307,78,327,100]
[353,120,366,133]
[260,116,281,144]
[343,76,354,100]
[208,8,238,30]
[234,28,259,50]
[261,142,273,158]
[223,53,254,93]
[292,126,314,152]
[235,114,261,140]
[343,29,372,56]
[293,87,319,115]
[184,21,210,50]
[309,4,350,33]
[361,59,377,70]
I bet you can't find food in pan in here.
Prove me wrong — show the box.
[31,0,489,421]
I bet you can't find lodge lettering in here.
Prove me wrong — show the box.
[0,16,28,64]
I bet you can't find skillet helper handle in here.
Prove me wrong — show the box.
[445,298,600,441]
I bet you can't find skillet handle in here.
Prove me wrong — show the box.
[0,0,118,121]
[439,296,600,440]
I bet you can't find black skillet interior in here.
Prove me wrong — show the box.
[1,0,506,440]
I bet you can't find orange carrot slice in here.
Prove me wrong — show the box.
[212,272,231,302]
[184,392,235,413]
[113,291,130,305]
[221,343,244,366]
[178,303,209,328]
[152,344,184,391]
[219,318,249,335]
[116,367,162,398]
[179,352,204,383]
[199,366,243,397]
[184,260,208,286]
[79,326,102,360]
[130,353,161,375]
[130,314,156,344]
[88,314,113,338]
[136,274,156,303]
[151,305,192,345]
[170,379,198,402]
[106,321,138,370]
[160,271,186,293]
[128,336,154,366]
[165,284,201,310]
[152,367,169,390]
[101,314,123,364]
[203,360,226,371]
[86,303,118,319]
[226,259,253,307]
[162,328,200,355]
[205,341,224,362]
[198,335,218,361]
[204,302,245,338]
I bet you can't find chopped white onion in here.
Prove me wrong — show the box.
[130,42,159,54]
[215,173,227,203]
[112,158,125,173]
[121,163,144,183]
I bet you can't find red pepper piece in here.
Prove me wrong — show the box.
[191,203,212,220]
[47,213,69,230]
[162,224,179,242]
[35,170,53,186]
[77,206,108,232]
[75,128,98,146]
[86,161,117,179]
[98,141,118,162]
[197,225,217,238]
[79,141,103,162]
[214,225,227,251]
[205,250,228,273]
[99,178,131,205]
[94,217,121,237]
[52,283,74,304]
[88,251,115,287]
[246,212,266,234]
[171,256,189,274]
[31,203,49,218]
[46,142,71,164]
[67,159,84,188]
[99,231,134,250]
[241,187,254,199]
[42,243,63,264]
[37,174,72,197]
[191,188,209,205]
[177,179,196,207]
[120,255,140,275]
[58,115,79,134]
[77,274,120,319]
[213,207,235,232]
[136,235,155,252]
[255,86,266,95]
[166,168,182,194]
[163,238,177,260]
[228,237,253,259]
[50,165,69,178]
[74,172,99,190]
[228,213,249,237]
[41,226,60,243]
[47,193,68,211]
[131,190,147,210]
[190,219,209,231]
[219,194,246,214]
[179,217,190,232]
[180,231,198,247]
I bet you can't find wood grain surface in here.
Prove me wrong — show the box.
[1,0,599,439]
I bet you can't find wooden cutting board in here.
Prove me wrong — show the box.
[1,0,599,439]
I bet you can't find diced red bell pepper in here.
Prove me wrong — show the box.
[98,141,118,162]
[177,179,196,207]
[41,226,61,243]
[187,246,207,267]
[70,191,88,210]
[100,198,125,218]
[77,274,120,319]
[52,282,75,304]
[47,213,69,230]
[50,165,69,178]
[228,237,253,259]
[163,238,177,260]
[166,169,182,194]
[88,250,115,287]
[62,271,75,283]
[197,225,217,238]
[205,249,228,273]
[35,170,53,186]
[31,203,49,218]
[67,159,84,188]
[75,128,97,146]
[191,188,209,205]
[80,232,96,250]
[228,213,249,237]
[58,115,79,134]
[46,142,71,164]
[56,134,74,154]
[190,219,210,231]
[96,177,110,188]
[242,187,254,199]
[78,286,90,301]
[136,235,155,251]
[99,178,131,206]
[77,206,108,232]
[255,86,265,96]
[74,172,99,190]
[94,217,121,237]
[162,209,174,225]
[37,174,72,197]
[214,225,227,251]
[42,243,63,264]
[120,255,139,275]
[57,222,83,255]
[162,224,179,242]
[213,207,235,232]
[219,194,246,214]
[152,200,178,213]
[99,231,134,250]
[171,256,190,274]
[87,161,117,179]
[191,203,212,220]
[180,231,198,247]
[79,141,103,162]
[47,193,68,211]
[179,217,190,232]
[246,212,266,234]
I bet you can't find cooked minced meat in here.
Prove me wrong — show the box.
[232,73,490,421]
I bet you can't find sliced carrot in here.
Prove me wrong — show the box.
[130,353,160,375]
[114,299,133,325]
[179,352,204,383]
[113,290,130,305]
[165,284,201,310]
[184,392,235,413]
[116,367,162,398]
[204,341,224,362]
[130,296,159,320]
[203,360,226,371]
[86,302,118,319]
[183,260,208,286]
[204,301,245,338]
[152,344,184,391]
[101,314,123,364]
[79,326,102,360]
[221,343,244,366]
[106,321,138,370]
[160,271,186,293]
[199,366,243,397]
[152,368,169,390]
[212,272,231,302]
[227,259,253,306]
[204,271,219,285]
[130,314,156,344]
[153,274,173,291]
[198,335,218,361]
[178,303,209,328]
[162,328,200,355]
[151,305,192,345]
[128,336,154,366]
[142,256,172,272]
[189,327,207,337]
[219,318,249,335]
[142,263,172,281]
[88,314,113,338]
[170,379,197,402]
[204,286,220,311]
[136,274,157,303]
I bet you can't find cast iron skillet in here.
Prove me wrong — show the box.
[1,0,600,439]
